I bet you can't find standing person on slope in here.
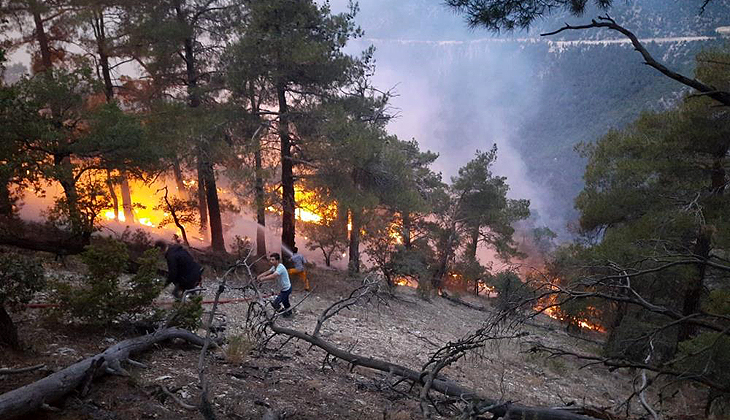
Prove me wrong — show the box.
[257,253,293,317]
[288,246,309,291]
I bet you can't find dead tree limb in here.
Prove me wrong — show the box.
[541,15,730,107]
[440,290,489,312]
[0,364,46,375]
[161,385,198,411]
[0,327,207,420]
[313,277,381,337]
[268,322,597,419]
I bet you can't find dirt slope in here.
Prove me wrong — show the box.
[1,266,705,420]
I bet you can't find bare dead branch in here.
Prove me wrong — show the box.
[528,343,730,393]
[312,277,381,337]
[161,385,198,411]
[541,16,730,107]
[0,364,46,375]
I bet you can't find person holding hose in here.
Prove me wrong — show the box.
[257,253,293,317]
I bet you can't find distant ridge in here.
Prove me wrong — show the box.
[364,35,718,47]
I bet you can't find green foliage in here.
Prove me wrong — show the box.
[453,146,530,261]
[125,249,165,312]
[572,48,730,370]
[705,290,730,316]
[532,226,558,257]
[0,253,45,310]
[50,238,164,325]
[676,332,730,389]
[164,295,204,331]
[302,215,348,267]
[446,0,613,31]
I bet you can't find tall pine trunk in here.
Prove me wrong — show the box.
[92,10,114,101]
[196,157,208,236]
[277,84,296,252]
[30,1,52,71]
[402,212,412,249]
[348,209,361,273]
[467,226,479,261]
[172,158,189,200]
[176,4,225,251]
[105,171,119,220]
[433,222,458,293]
[677,155,725,343]
[120,173,134,223]
[255,144,267,257]
[201,156,225,253]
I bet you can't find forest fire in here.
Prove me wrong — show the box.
[99,178,178,230]
[393,277,417,288]
[538,298,605,332]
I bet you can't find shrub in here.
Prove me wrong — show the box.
[50,237,164,325]
[164,295,203,330]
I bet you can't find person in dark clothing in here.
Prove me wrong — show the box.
[154,240,203,299]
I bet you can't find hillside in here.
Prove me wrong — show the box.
[1,262,706,419]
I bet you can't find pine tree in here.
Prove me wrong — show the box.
[228,0,362,254]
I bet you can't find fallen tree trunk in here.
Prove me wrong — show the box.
[269,322,598,420]
[440,291,489,312]
[0,327,207,420]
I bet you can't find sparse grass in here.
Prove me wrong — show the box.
[225,335,253,364]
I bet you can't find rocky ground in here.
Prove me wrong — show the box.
[1,261,707,420]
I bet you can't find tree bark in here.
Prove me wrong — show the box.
[401,212,411,249]
[30,1,53,72]
[172,158,189,200]
[678,154,726,343]
[176,2,208,239]
[196,158,209,237]
[54,155,85,239]
[467,226,479,261]
[255,144,267,257]
[678,226,712,342]
[92,9,114,101]
[277,84,296,253]
[432,223,457,292]
[0,327,208,420]
[120,173,134,223]
[202,158,225,253]
[105,171,119,220]
[348,209,361,273]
